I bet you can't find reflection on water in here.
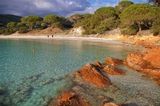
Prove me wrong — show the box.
[0,39,159,106]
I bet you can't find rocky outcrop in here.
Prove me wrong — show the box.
[104,57,123,66]
[49,91,90,106]
[69,27,85,36]
[103,57,125,75]
[103,65,125,75]
[125,53,150,70]
[75,63,112,88]
[74,57,126,88]
[126,47,160,85]
[143,48,160,68]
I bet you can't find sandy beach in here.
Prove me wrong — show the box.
[0,34,124,45]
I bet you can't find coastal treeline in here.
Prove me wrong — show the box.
[75,1,160,35]
[0,0,160,35]
[0,14,72,35]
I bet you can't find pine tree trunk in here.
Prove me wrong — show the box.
[138,22,141,32]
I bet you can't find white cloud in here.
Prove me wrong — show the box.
[0,0,148,16]
[34,0,53,9]
[0,0,90,16]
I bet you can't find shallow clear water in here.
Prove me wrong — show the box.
[0,39,159,106]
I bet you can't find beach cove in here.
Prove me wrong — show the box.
[0,36,160,106]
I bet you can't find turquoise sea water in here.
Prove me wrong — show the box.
[0,39,159,106]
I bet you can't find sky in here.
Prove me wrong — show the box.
[0,0,148,17]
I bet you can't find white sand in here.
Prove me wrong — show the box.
[0,34,123,44]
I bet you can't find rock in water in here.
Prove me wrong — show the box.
[49,91,90,106]
[75,64,111,88]
[103,65,125,75]
[104,57,123,66]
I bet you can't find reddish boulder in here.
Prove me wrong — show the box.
[125,53,149,70]
[49,91,90,106]
[94,61,103,68]
[125,49,160,85]
[75,64,111,88]
[103,65,125,75]
[143,48,160,68]
[105,57,123,66]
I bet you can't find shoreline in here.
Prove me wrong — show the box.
[0,35,124,45]
[0,34,159,47]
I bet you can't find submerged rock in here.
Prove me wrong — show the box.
[49,91,91,106]
[0,86,6,95]
[12,85,33,104]
[0,86,12,106]
[75,63,111,88]
[40,78,55,86]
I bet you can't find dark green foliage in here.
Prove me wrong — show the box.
[51,22,63,29]
[7,22,17,28]
[43,14,61,25]
[95,17,120,34]
[17,23,29,33]
[0,29,5,34]
[76,7,119,35]
[151,7,160,35]
[151,18,160,35]
[59,17,73,28]
[21,16,43,30]
[3,28,16,35]
[79,15,101,34]
[95,7,117,19]
[115,0,134,13]
[1,22,19,35]
[120,4,159,34]
[74,14,92,27]
[18,26,29,33]
[61,19,73,28]
[43,14,71,29]
[121,24,139,35]
[0,23,4,27]
[39,22,48,29]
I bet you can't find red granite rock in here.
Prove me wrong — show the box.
[75,64,112,88]
[105,57,123,66]
[49,91,90,106]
